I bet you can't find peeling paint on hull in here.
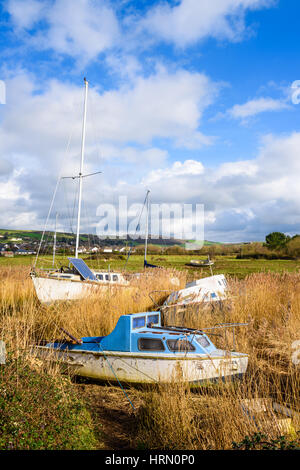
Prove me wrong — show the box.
[35,346,248,385]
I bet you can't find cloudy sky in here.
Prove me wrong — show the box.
[1,0,300,242]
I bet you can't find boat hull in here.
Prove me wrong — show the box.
[31,276,130,304]
[35,346,248,385]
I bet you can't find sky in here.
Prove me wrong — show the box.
[1,0,300,242]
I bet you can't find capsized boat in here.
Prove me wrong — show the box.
[164,274,228,308]
[35,311,248,385]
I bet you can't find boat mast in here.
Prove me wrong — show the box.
[144,190,150,265]
[52,212,58,267]
[75,77,88,259]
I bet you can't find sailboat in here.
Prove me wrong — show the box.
[31,78,130,304]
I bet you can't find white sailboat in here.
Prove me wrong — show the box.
[31,78,129,304]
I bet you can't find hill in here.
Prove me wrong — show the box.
[0,229,224,247]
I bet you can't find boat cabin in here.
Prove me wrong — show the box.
[49,311,217,355]
[48,257,127,285]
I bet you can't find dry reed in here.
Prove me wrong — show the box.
[0,267,299,449]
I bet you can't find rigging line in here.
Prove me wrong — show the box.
[33,117,76,269]
[62,178,73,234]
[59,121,77,234]
[84,199,97,254]
[70,180,79,235]
[82,198,92,254]
[113,355,159,383]
[98,343,136,411]
[124,190,150,269]
[33,176,61,269]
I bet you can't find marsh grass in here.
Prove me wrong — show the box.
[138,272,300,449]
[0,266,299,449]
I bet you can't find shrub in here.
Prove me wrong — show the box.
[0,356,97,450]
[286,236,300,259]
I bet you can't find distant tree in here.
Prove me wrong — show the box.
[265,232,289,250]
[286,235,300,258]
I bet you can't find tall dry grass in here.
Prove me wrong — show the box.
[0,266,186,449]
[0,266,186,355]
[138,272,300,449]
[0,266,299,449]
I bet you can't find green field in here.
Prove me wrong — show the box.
[2,253,300,279]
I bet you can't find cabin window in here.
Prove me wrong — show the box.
[96,274,103,280]
[167,339,195,352]
[138,338,165,351]
[147,314,159,326]
[132,316,146,329]
[60,275,71,279]
[196,336,210,348]
[105,274,110,281]
[113,275,118,282]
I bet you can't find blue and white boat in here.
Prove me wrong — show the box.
[35,311,248,385]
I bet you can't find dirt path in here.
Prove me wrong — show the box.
[75,382,143,449]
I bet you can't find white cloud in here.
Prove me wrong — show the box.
[85,67,219,146]
[7,0,45,29]
[2,71,300,241]
[99,145,168,167]
[105,54,143,81]
[146,160,204,184]
[0,69,217,230]
[228,97,289,119]
[141,0,275,47]
[0,68,217,161]
[213,160,258,179]
[7,0,120,62]
[6,0,276,65]
[141,132,300,240]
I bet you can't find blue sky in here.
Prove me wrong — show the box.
[1,0,300,242]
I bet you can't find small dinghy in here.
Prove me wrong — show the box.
[187,256,214,267]
[35,311,248,385]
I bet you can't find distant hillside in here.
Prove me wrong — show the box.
[0,228,225,247]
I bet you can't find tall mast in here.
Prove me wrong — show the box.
[144,190,150,265]
[75,77,88,259]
